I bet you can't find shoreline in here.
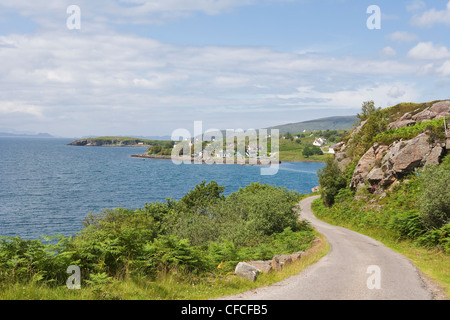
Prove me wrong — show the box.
[131,153,282,165]
[131,153,327,164]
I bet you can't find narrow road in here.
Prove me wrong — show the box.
[221,196,435,300]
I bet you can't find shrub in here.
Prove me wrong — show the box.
[317,157,347,206]
[0,235,73,284]
[142,235,206,275]
[388,211,426,239]
[180,181,225,212]
[417,224,450,254]
[418,165,450,230]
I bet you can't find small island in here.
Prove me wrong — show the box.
[68,136,168,147]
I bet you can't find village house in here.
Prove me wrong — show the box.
[313,137,327,147]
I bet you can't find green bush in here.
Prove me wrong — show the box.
[418,164,450,230]
[388,211,426,239]
[417,224,450,254]
[0,235,73,284]
[142,235,206,275]
[317,157,347,206]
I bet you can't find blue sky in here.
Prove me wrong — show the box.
[0,0,449,137]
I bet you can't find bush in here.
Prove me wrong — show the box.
[317,157,347,206]
[418,165,450,230]
[388,211,426,239]
[0,235,73,284]
[417,224,450,254]
[70,208,159,277]
[302,146,323,158]
[216,184,302,246]
[142,235,206,275]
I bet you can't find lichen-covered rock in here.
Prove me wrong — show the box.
[412,101,450,122]
[388,134,431,173]
[290,251,303,262]
[350,133,446,192]
[350,144,388,189]
[235,262,260,281]
[425,145,443,166]
[246,261,272,274]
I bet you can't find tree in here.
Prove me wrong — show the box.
[149,144,162,154]
[181,181,225,212]
[356,101,389,151]
[303,146,323,158]
[317,157,347,206]
[285,132,293,141]
[311,146,324,156]
[357,100,377,122]
[302,146,313,158]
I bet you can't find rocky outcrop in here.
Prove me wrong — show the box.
[350,144,388,189]
[338,100,449,194]
[350,133,446,192]
[389,101,450,130]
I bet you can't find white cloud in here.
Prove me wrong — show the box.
[411,1,450,27]
[437,61,450,76]
[387,31,418,43]
[0,0,265,27]
[266,83,418,110]
[380,46,397,58]
[407,42,450,60]
[387,86,406,99]
[406,0,426,12]
[0,101,44,118]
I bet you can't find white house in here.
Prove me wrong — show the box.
[326,144,336,154]
[216,150,232,158]
[313,138,327,147]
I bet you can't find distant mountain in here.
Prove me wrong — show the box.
[265,116,358,134]
[79,135,172,141]
[0,132,54,138]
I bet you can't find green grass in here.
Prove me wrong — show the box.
[383,100,443,122]
[374,116,449,146]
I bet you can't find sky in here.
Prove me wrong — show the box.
[0,0,449,138]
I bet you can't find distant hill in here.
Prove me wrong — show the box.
[0,132,53,138]
[265,116,358,134]
[79,135,172,141]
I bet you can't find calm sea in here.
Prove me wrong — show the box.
[0,138,324,239]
